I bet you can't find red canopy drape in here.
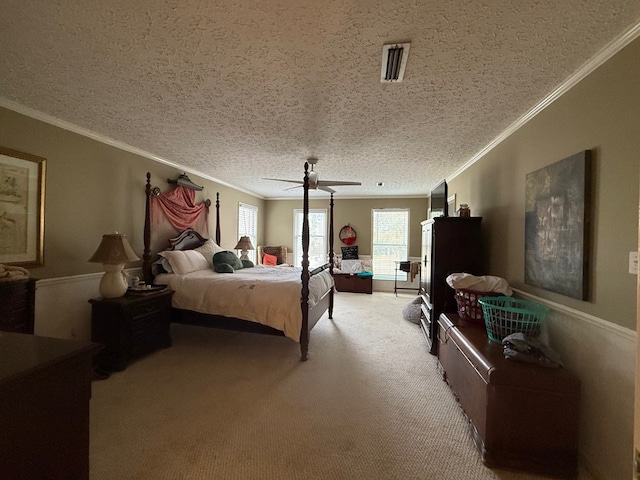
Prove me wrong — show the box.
[151,185,208,233]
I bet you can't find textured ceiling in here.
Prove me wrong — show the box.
[1,1,639,198]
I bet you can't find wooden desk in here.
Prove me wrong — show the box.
[0,333,101,480]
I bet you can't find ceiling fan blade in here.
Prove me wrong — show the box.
[263,178,303,185]
[284,184,303,191]
[318,185,336,194]
[317,180,362,186]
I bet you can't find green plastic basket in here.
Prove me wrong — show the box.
[478,296,549,344]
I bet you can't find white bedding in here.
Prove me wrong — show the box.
[155,265,334,342]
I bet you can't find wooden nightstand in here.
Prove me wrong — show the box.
[89,289,173,372]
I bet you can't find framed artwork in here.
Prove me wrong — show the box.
[0,147,46,267]
[524,150,592,300]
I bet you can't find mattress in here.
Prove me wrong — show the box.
[155,265,334,341]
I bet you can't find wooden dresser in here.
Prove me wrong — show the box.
[0,278,37,334]
[437,313,580,477]
[0,332,101,480]
[420,217,483,354]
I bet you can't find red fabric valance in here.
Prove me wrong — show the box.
[151,185,208,233]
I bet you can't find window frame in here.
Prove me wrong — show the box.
[371,208,410,280]
[293,208,328,268]
[238,202,258,264]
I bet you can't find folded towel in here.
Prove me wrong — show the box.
[0,264,30,282]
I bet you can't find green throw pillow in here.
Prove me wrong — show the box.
[241,259,254,269]
[214,263,235,273]
[213,251,243,273]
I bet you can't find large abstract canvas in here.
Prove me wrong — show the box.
[524,150,591,300]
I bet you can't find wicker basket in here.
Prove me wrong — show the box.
[454,289,501,322]
[478,296,549,344]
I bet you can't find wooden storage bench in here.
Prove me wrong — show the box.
[437,313,580,478]
[332,273,372,294]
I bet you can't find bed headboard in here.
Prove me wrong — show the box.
[143,172,220,284]
[167,228,208,251]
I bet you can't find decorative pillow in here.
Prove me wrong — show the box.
[241,259,255,269]
[262,253,278,266]
[260,246,287,265]
[341,245,359,260]
[158,250,210,275]
[213,250,243,273]
[214,263,235,274]
[194,238,224,262]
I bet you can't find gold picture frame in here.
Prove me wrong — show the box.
[0,147,46,267]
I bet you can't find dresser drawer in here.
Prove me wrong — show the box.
[0,278,36,334]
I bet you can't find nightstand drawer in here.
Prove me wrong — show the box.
[131,310,169,334]
[129,298,170,320]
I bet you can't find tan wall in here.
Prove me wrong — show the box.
[448,38,640,330]
[0,108,265,279]
[263,197,427,258]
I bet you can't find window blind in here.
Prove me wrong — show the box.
[372,209,409,280]
[238,203,258,263]
[293,209,327,268]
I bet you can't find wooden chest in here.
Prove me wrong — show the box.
[332,273,372,294]
[437,313,580,477]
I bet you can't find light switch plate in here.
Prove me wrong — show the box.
[630,251,639,275]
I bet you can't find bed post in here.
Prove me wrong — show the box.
[215,192,221,245]
[143,172,153,285]
[300,162,310,361]
[328,192,334,319]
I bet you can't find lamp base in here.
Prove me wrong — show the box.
[100,264,128,298]
[239,250,249,261]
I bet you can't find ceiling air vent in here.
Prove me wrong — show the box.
[380,42,410,83]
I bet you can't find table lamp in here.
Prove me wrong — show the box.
[234,236,254,261]
[89,232,140,298]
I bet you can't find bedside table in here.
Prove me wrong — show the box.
[89,289,173,371]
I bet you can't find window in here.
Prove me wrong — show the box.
[372,209,409,280]
[238,203,258,263]
[293,209,327,268]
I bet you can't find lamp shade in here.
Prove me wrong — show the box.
[89,233,139,298]
[234,236,255,251]
[89,233,140,264]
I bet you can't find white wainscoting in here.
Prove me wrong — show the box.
[515,290,635,480]
[33,269,143,341]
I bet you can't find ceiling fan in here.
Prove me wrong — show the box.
[264,157,361,194]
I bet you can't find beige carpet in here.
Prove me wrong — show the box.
[90,292,591,480]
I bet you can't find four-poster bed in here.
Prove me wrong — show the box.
[142,162,335,360]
